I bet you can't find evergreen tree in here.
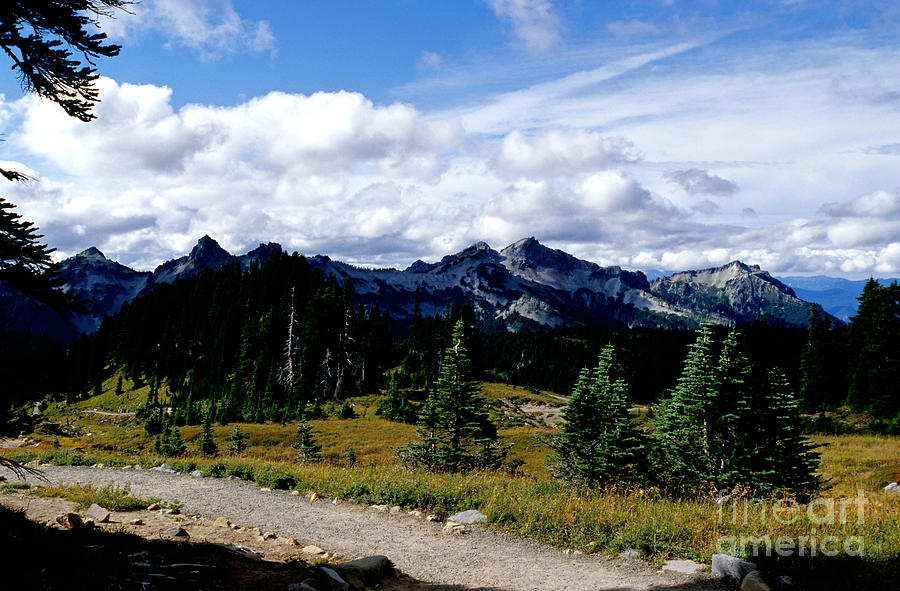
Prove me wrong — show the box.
[346,443,357,467]
[338,400,356,419]
[376,375,415,423]
[396,319,506,472]
[799,305,834,410]
[195,409,218,456]
[653,324,719,494]
[847,280,900,415]
[161,427,186,457]
[226,424,247,456]
[549,343,644,487]
[709,329,753,488]
[114,375,123,396]
[292,417,322,465]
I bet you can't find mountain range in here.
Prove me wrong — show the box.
[3,235,847,341]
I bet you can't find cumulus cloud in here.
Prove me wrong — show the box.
[487,0,563,52]
[664,169,739,196]
[820,190,900,218]
[493,129,640,177]
[16,78,461,181]
[99,0,275,57]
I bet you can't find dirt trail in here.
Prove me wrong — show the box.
[2,464,728,591]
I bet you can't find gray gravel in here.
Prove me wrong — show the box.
[3,464,729,591]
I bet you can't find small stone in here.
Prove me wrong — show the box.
[662,559,703,574]
[128,518,143,525]
[302,545,326,555]
[442,521,467,535]
[56,512,82,529]
[885,482,899,492]
[741,571,772,591]
[332,498,341,505]
[389,506,401,514]
[306,492,319,502]
[290,490,300,496]
[408,510,423,518]
[84,518,96,527]
[146,503,161,510]
[259,487,272,492]
[231,523,241,530]
[425,515,438,522]
[190,470,203,477]
[162,525,189,539]
[370,504,388,511]
[91,463,104,468]
[573,550,583,555]
[447,509,487,524]
[619,549,641,560]
[262,531,277,540]
[85,503,111,523]
[214,517,231,528]
[283,537,299,546]
[133,465,143,470]
[711,554,758,580]
[121,465,132,470]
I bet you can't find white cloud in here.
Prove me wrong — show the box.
[487,0,563,52]
[493,129,640,177]
[99,0,275,57]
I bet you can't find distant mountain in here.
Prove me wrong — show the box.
[650,261,820,326]
[777,275,899,321]
[3,236,830,341]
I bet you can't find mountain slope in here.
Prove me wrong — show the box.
[4,236,830,341]
[650,261,819,326]
[778,275,899,321]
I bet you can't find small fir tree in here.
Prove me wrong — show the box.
[652,324,719,494]
[115,375,123,396]
[226,424,247,456]
[346,443,357,467]
[396,319,506,472]
[376,375,414,423]
[549,344,644,487]
[162,427,187,457]
[293,417,322,465]
[338,400,356,419]
[195,409,218,456]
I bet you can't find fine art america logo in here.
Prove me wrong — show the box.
[717,490,867,557]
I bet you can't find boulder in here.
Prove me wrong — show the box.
[319,567,350,591]
[662,559,703,574]
[213,517,231,528]
[741,571,772,591]
[447,509,487,524]
[85,503,111,523]
[711,554,757,580]
[56,512,84,529]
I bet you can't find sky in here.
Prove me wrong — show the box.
[2,0,900,278]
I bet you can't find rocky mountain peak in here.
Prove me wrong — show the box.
[189,235,230,263]
[76,247,107,261]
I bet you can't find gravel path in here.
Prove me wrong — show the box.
[3,464,729,591]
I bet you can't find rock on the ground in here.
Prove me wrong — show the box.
[711,554,757,579]
[283,537,299,546]
[885,482,899,493]
[408,510,423,518]
[302,545,326,555]
[425,514,438,522]
[741,570,772,591]
[447,509,487,524]
[442,521,467,535]
[389,506,401,514]
[85,503,111,523]
[146,502,161,510]
[128,518,143,525]
[319,566,350,591]
[371,504,388,511]
[306,492,319,502]
[214,517,231,528]
[161,525,189,539]
[56,512,84,529]
[334,555,394,590]
[619,549,641,560]
[286,583,317,591]
[662,559,703,574]
[262,531,276,540]
[190,470,203,477]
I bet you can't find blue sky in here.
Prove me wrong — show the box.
[2,0,900,277]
